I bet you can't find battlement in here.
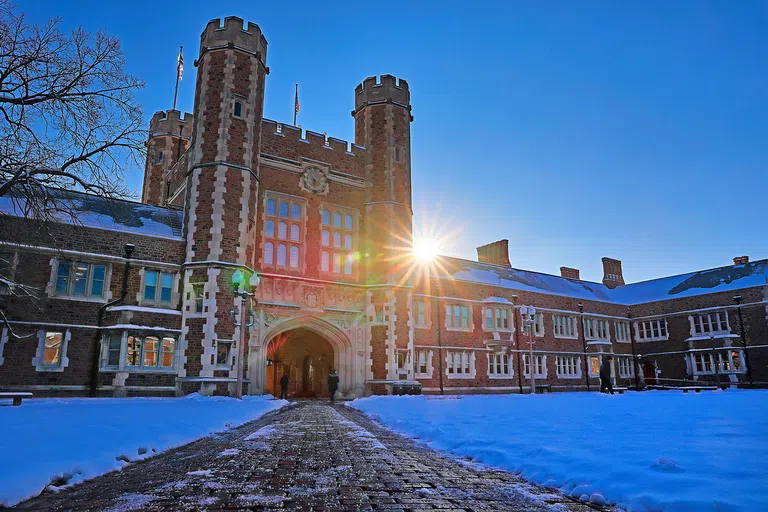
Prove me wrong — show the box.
[354,74,410,111]
[149,110,194,137]
[262,119,365,156]
[200,16,268,60]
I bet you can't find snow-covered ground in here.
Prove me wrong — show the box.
[0,394,286,506]
[350,391,768,512]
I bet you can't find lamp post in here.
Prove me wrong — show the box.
[520,305,537,394]
[733,294,753,386]
[229,269,260,399]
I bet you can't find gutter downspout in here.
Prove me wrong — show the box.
[89,244,135,396]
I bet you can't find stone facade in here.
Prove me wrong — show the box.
[1,16,766,397]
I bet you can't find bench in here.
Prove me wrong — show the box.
[614,387,627,395]
[534,384,551,393]
[680,386,719,393]
[0,392,33,406]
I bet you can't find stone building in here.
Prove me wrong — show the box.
[0,17,766,397]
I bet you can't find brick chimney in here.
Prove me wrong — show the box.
[560,266,580,280]
[733,256,749,265]
[601,257,625,289]
[477,240,511,267]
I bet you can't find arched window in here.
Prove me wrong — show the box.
[345,214,353,229]
[290,224,299,241]
[279,201,289,217]
[344,234,352,250]
[278,222,287,239]
[265,220,274,238]
[321,209,331,225]
[333,253,341,273]
[333,212,342,227]
[321,251,330,272]
[277,244,287,266]
[344,255,352,275]
[289,246,299,268]
[266,199,276,215]
[264,242,274,265]
[291,204,301,220]
[322,230,330,246]
[333,232,341,248]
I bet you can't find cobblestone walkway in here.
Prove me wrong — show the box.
[11,402,610,511]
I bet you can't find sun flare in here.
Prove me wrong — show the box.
[412,237,439,262]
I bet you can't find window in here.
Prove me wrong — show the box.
[414,300,428,328]
[153,150,163,164]
[523,354,547,377]
[124,334,176,370]
[635,319,669,341]
[615,322,631,343]
[216,340,232,368]
[396,350,410,373]
[589,356,601,376]
[446,351,473,377]
[446,304,471,330]
[34,330,70,372]
[53,260,107,300]
[553,314,577,338]
[395,147,401,162]
[484,307,511,331]
[191,283,205,314]
[106,333,121,367]
[320,206,357,276]
[692,351,744,375]
[583,318,610,341]
[321,251,329,272]
[533,313,544,336]
[143,270,174,304]
[415,350,432,376]
[693,353,714,374]
[370,304,386,325]
[488,352,511,377]
[264,193,305,270]
[233,100,243,118]
[556,356,581,378]
[690,311,730,336]
[617,356,634,378]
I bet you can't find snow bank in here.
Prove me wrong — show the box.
[0,394,285,506]
[350,391,768,512]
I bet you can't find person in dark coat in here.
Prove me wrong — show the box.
[600,356,615,395]
[327,369,340,402]
[279,373,289,400]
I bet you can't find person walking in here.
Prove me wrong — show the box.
[327,369,339,402]
[600,356,615,395]
[279,372,289,400]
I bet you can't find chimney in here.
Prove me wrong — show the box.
[560,266,580,280]
[477,240,511,267]
[601,257,625,289]
[733,256,749,265]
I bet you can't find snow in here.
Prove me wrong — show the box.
[350,391,768,512]
[0,393,286,507]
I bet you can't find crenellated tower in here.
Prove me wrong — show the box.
[178,17,268,396]
[353,75,415,387]
[142,110,194,206]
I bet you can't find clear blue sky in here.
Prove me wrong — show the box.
[24,1,768,283]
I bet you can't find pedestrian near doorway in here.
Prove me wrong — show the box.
[328,369,339,402]
[279,373,289,400]
[600,356,615,395]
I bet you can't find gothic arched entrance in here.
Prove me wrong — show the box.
[250,315,364,398]
[265,328,335,398]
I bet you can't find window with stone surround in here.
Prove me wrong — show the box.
[414,300,430,328]
[583,318,610,341]
[33,330,70,372]
[320,205,357,277]
[122,334,176,370]
[51,259,108,301]
[555,355,581,378]
[216,340,233,369]
[142,270,175,306]
[553,314,578,339]
[634,319,669,341]
[488,352,512,377]
[483,306,511,332]
[263,193,306,272]
[691,350,743,375]
[523,354,547,378]
[689,311,730,336]
[446,350,475,378]
[615,321,631,343]
[369,304,387,325]
[617,356,634,378]
[415,350,433,377]
[445,304,472,331]
[532,312,544,337]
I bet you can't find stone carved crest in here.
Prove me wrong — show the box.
[302,286,325,309]
[300,166,329,195]
[305,291,318,308]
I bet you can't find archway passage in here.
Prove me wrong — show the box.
[265,328,335,398]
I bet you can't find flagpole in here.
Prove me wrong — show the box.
[173,45,183,110]
[293,83,298,126]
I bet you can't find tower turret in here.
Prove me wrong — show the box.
[142,110,193,206]
[179,17,268,396]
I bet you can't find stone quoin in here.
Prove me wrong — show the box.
[1,16,766,397]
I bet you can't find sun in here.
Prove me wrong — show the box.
[412,237,439,262]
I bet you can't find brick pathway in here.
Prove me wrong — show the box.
[11,401,610,511]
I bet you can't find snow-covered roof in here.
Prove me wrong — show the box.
[0,188,184,240]
[435,256,768,306]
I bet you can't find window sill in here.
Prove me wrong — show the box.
[637,337,669,342]
[415,372,432,379]
[524,374,547,379]
[414,325,431,330]
[482,328,513,334]
[488,374,514,380]
[120,367,177,374]
[49,295,107,304]
[35,366,65,373]
[445,327,473,333]
[553,335,578,340]
[446,373,475,379]
[556,374,582,379]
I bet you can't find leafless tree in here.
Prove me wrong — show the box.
[0,0,145,213]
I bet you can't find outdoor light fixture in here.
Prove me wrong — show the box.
[519,305,537,394]
[228,269,261,399]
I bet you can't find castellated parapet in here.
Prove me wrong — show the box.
[354,75,410,111]
[149,110,194,137]
[200,16,268,61]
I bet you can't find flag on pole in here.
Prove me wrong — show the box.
[294,83,300,126]
[177,46,184,80]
